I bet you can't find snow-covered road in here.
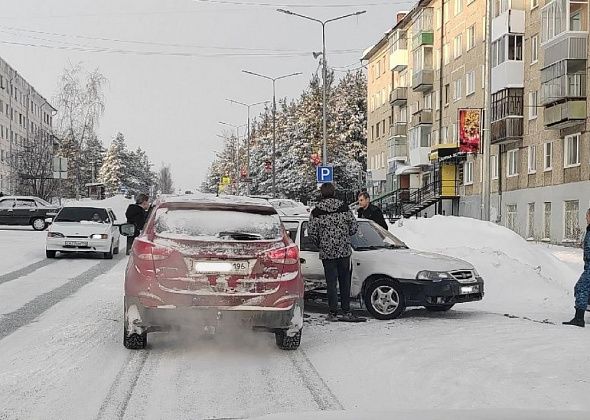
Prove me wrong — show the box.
[1,216,589,419]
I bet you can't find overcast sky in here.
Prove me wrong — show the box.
[0,0,406,191]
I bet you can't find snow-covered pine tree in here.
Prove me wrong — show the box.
[98,133,127,197]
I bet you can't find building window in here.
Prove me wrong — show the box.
[506,204,517,232]
[564,133,580,168]
[454,34,463,58]
[529,91,538,119]
[543,202,551,240]
[528,145,537,173]
[444,84,450,105]
[424,92,433,109]
[467,25,475,50]
[531,34,538,63]
[443,44,450,65]
[464,161,474,185]
[491,155,499,179]
[466,70,475,95]
[376,60,381,78]
[454,0,463,15]
[544,142,552,170]
[481,65,485,89]
[564,200,580,241]
[527,203,535,239]
[453,79,462,101]
[507,149,518,177]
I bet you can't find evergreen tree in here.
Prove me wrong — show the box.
[98,133,127,197]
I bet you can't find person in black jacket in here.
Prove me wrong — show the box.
[125,193,150,255]
[564,208,590,327]
[357,192,388,230]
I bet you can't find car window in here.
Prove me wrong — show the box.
[154,208,282,241]
[55,207,110,223]
[0,199,14,208]
[352,221,407,250]
[15,199,36,208]
[300,222,319,252]
[282,221,300,243]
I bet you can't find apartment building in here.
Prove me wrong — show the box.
[364,0,590,244]
[0,57,56,194]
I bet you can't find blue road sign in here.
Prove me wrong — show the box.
[316,165,334,183]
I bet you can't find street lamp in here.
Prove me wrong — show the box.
[277,8,366,167]
[218,122,246,195]
[242,70,302,198]
[226,98,269,195]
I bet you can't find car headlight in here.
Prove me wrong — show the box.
[416,270,451,282]
[47,232,64,238]
[91,234,108,239]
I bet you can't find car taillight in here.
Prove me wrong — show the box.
[266,244,299,265]
[133,238,169,261]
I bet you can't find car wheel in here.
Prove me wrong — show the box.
[364,278,405,320]
[424,304,455,312]
[32,218,47,231]
[46,250,57,259]
[104,242,114,259]
[123,327,147,350]
[113,240,120,255]
[275,328,302,350]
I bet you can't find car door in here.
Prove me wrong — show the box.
[299,221,326,291]
[108,209,119,243]
[13,199,38,225]
[0,198,15,224]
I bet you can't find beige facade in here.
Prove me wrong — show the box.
[363,0,590,243]
[0,57,55,194]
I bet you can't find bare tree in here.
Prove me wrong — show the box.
[54,64,107,198]
[13,132,57,200]
[158,165,174,195]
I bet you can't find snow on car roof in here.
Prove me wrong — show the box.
[158,193,274,208]
[61,204,114,211]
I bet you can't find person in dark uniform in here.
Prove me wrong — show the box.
[125,193,150,255]
[357,192,388,230]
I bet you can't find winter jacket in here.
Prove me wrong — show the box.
[308,198,359,260]
[583,225,590,269]
[125,204,147,236]
[357,203,388,230]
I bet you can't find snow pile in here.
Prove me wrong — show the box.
[390,216,579,315]
[63,195,132,221]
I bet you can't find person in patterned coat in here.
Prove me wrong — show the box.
[308,183,359,322]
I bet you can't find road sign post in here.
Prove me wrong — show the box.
[316,165,334,184]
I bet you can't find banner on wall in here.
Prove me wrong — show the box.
[458,109,481,154]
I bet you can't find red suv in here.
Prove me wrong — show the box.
[122,195,304,350]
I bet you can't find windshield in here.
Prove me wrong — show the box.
[154,209,282,241]
[55,207,110,223]
[352,221,407,250]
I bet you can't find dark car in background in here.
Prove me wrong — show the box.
[0,196,59,230]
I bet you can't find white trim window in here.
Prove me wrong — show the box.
[466,70,476,96]
[467,25,475,50]
[544,142,553,170]
[531,34,538,64]
[531,0,538,9]
[455,0,463,15]
[527,202,535,240]
[564,200,580,241]
[464,161,474,185]
[491,155,499,179]
[564,133,580,168]
[453,78,462,101]
[507,149,519,177]
[454,34,463,58]
[543,202,551,240]
[528,145,537,173]
[506,204,517,232]
[529,91,538,119]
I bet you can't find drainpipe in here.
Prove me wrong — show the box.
[437,1,446,215]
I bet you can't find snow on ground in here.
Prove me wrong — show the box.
[0,227,46,273]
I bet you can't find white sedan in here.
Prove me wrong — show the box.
[282,216,484,320]
[46,206,121,259]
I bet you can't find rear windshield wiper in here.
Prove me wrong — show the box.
[217,231,264,240]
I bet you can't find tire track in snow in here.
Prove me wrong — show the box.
[96,350,150,420]
[0,258,56,285]
[0,255,123,340]
[288,348,343,411]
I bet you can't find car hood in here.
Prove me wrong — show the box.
[352,248,474,279]
[50,222,111,236]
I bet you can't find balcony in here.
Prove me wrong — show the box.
[411,7,433,50]
[544,100,587,129]
[492,9,525,42]
[412,69,434,92]
[390,48,408,72]
[412,31,434,49]
[390,87,408,106]
[389,122,407,137]
[408,125,431,166]
[409,146,431,166]
[387,137,408,162]
[491,61,524,93]
[543,32,588,68]
[411,109,433,126]
[491,117,523,145]
[540,61,586,106]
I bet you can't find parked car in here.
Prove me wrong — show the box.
[120,194,304,350]
[0,196,59,231]
[282,215,484,320]
[46,206,121,259]
[269,199,310,216]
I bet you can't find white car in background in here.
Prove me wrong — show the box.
[46,206,121,259]
[269,199,310,216]
[282,215,484,320]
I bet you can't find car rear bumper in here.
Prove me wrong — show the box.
[402,277,485,307]
[124,296,303,332]
[46,238,112,252]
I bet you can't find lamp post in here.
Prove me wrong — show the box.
[277,8,366,166]
[226,99,269,195]
[218,122,246,195]
[242,70,302,198]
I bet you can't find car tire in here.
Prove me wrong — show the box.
[123,327,147,350]
[424,304,455,312]
[275,328,302,350]
[46,250,57,259]
[113,240,119,255]
[32,218,47,231]
[104,242,114,259]
[364,278,406,320]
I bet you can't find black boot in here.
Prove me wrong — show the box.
[563,309,585,327]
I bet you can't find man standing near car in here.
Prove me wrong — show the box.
[308,183,361,322]
[125,193,150,255]
[357,192,388,230]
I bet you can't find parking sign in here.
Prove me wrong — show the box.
[316,165,334,183]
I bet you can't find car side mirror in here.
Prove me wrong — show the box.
[119,223,136,237]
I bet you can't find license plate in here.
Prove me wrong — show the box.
[460,285,479,294]
[192,261,250,275]
[65,241,88,247]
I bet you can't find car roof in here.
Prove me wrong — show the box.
[1,196,44,200]
[158,193,275,208]
[61,205,113,211]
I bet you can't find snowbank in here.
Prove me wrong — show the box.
[389,216,580,315]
